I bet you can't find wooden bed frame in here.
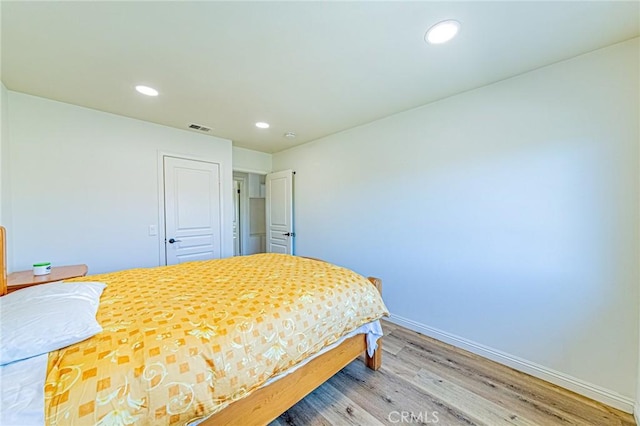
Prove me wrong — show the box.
[0,226,383,425]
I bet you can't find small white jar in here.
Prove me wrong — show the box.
[33,262,52,276]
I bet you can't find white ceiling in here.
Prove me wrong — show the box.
[2,1,638,154]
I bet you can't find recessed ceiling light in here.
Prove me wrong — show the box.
[255,122,270,129]
[135,85,159,96]
[425,20,460,45]
[284,132,296,139]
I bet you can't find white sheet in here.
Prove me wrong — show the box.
[0,354,48,426]
[0,320,383,426]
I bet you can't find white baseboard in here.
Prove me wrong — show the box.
[387,314,635,414]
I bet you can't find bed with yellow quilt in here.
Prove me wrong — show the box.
[0,242,388,425]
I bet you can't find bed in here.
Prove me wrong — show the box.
[0,226,388,425]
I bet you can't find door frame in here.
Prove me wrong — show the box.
[232,175,247,256]
[157,151,223,266]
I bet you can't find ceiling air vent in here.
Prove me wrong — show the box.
[188,123,211,132]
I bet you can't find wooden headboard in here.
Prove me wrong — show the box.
[0,226,6,296]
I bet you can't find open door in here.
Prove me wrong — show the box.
[265,170,294,254]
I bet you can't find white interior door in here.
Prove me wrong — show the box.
[266,170,294,254]
[164,156,221,264]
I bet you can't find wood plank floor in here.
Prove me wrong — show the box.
[271,320,635,426]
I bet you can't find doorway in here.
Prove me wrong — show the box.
[233,171,266,255]
[232,177,245,256]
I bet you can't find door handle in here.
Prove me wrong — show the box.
[282,232,296,237]
[168,238,182,244]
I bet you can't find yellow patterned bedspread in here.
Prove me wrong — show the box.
[45,253,388,425]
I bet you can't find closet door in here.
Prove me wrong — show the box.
[266,170,294,254]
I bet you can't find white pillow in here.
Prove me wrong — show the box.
[0,282,106,365]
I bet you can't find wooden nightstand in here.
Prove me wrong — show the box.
[7,264,88,293]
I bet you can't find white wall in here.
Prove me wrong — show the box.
[0,82,4,225]
[7,92,234,274]
[274,38,639,407]
[0,82,12,270]
[637,143,640,421]
[232,146,272,174]
[1,82,7,224]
